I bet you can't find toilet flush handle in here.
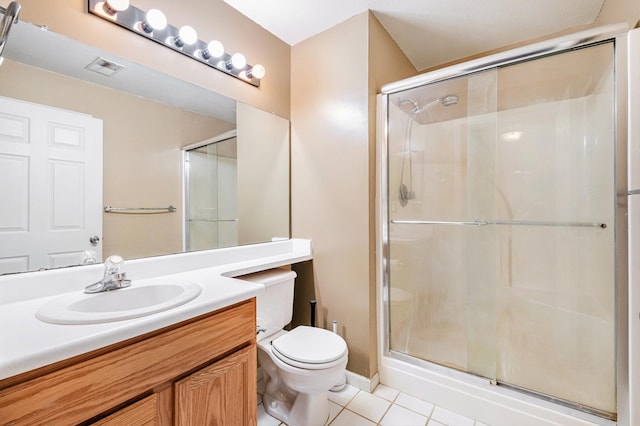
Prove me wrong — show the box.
[256,325,266,335]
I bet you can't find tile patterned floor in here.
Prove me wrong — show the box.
[257,382,490,426]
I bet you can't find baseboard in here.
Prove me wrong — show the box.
[345,370,380,393]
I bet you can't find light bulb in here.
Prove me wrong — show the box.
[206,40,224,58]
[104,0,129,15]
[230,53,246,69]
[248,64,266,79]
[175,25,198,47]
[142,9,167,32]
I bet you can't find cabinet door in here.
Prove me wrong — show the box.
[174,345,257,426]
[93,393,165,426]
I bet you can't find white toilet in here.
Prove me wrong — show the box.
[241,268,348,426]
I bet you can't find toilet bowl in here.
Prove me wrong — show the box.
[239,269,349,426]
[258,327,348,425]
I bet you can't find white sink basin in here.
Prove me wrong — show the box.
[36,279,202,325]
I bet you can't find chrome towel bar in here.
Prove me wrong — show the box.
[104,205,176,213]
[188,218,238,222]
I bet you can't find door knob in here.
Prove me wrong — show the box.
[89,235,100,245]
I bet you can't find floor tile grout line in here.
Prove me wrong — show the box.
[393,394,436,420]
[326,403,346,425]
[426,401,435,422]
[375,401,394,425]
[342,406,383,425]
[381,401,435,426]
[345,388,398,425]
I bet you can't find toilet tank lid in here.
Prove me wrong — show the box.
[236,268,297,286]
[272,326,347,365]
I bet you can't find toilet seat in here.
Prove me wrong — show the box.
[271,326,348,370]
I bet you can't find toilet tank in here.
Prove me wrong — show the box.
[237,268,296,340]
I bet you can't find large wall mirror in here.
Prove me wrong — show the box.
[0,18,290,275]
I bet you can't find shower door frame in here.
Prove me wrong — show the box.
[377,23,629,425]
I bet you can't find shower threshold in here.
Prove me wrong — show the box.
[385,350,616,426]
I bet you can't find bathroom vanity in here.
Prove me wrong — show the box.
[0,239,312,424]
[0,300,255,424]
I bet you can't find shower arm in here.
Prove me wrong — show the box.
[0,2,21,61]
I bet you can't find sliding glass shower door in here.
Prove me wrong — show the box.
[386,42,616,416]
[184,133,238,251]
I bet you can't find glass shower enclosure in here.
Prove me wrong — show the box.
[381,29,624,421]
[183,131,238,251]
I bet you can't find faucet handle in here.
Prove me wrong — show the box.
[113,271,128,281]
[84,255,130,293]
[104,255,124,275]
[114,272,132,289]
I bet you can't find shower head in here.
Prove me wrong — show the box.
[440,94,459,107]
[398,94,459,114]
[413,94,459,114]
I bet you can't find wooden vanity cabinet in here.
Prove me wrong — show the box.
[0,299,257,425]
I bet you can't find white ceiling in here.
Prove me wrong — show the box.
[223,0,606,71]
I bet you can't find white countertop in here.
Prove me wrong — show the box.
[0,239,312,380]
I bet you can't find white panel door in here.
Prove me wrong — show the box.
[0,96,102,274]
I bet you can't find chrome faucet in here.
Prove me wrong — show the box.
[84,255,132,293]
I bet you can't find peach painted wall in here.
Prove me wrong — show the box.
[8,0,290,119]
[291,11,416,378]
[367,13,418,377]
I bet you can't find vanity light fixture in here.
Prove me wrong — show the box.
[201,40,224,60]
[173,25,197,48]
[139,8,167,33]
[103,0,129,16]
[227,52,246,70]
[87,0,265,87]
[247,64,266,79]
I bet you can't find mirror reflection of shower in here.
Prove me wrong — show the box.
[397,94,459,207]
[183,130,238,251]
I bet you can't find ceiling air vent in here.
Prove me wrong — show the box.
[85,57,124,77]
